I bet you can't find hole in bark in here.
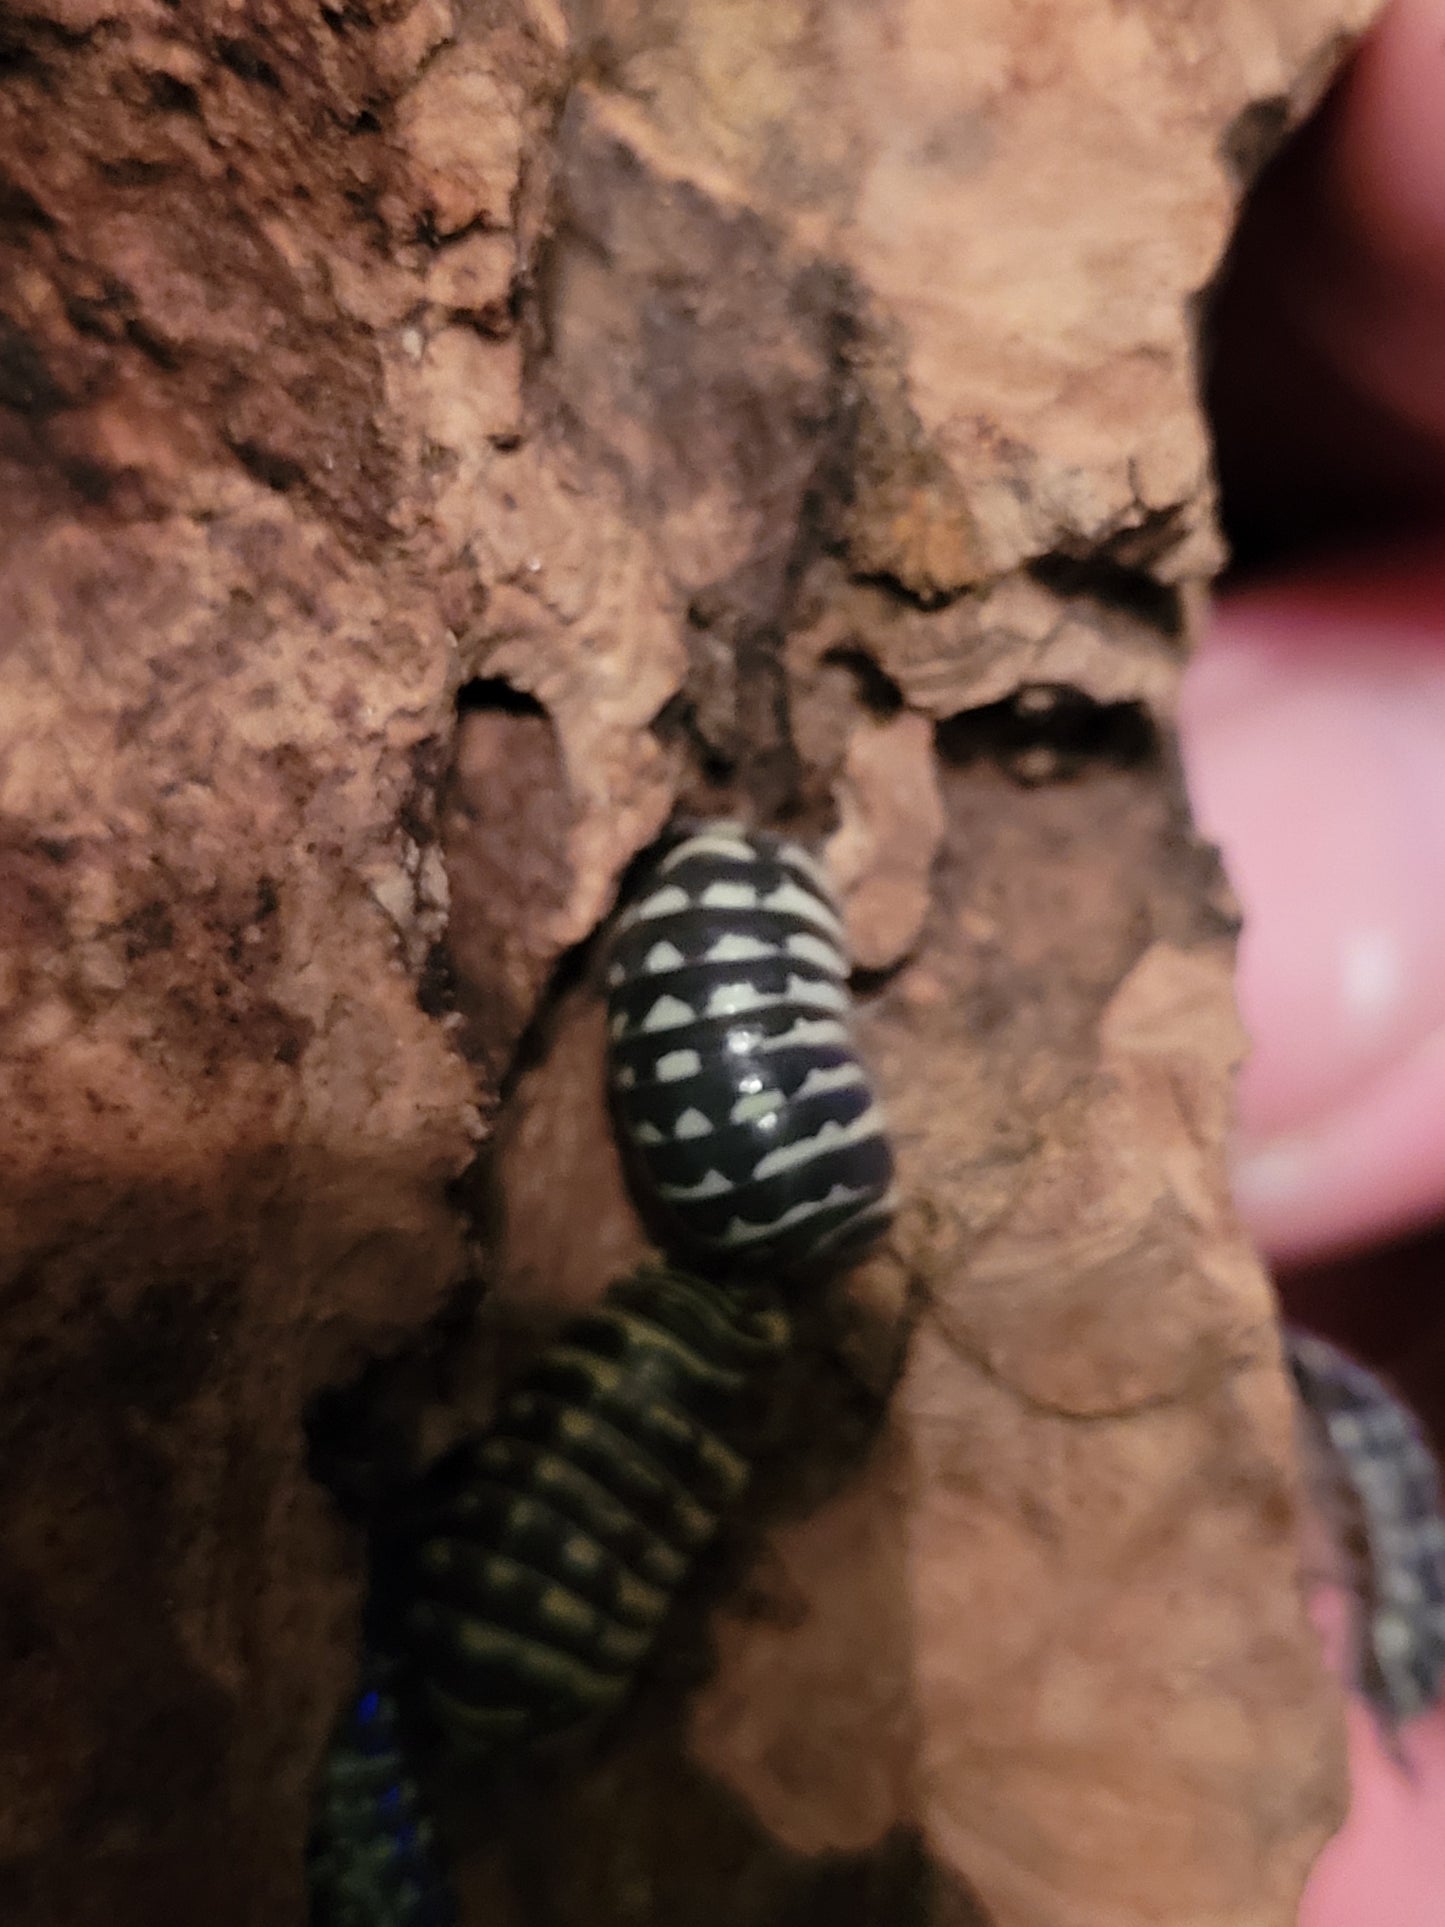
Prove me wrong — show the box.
[456,676,548,719]
[0,319,64,415]
[1026,551,1183,639]
[63,457,115,505]
[820,645,904,719]
[146,71,200,115]
[123,315,180,372]
[415,938,457,1020]
[935,685,1156,785]
[217,37,281,89]
[229,437,306,494]
[0,26,44,78]
[62,294,115,342]
[120,900,176,961]
[0,173,52,233]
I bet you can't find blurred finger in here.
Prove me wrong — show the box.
[1300,1701,1445,1927]
[1182,544,1445,1262]
[1209,0,1445,563]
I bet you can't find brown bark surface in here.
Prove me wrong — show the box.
[0,2,1379,1923]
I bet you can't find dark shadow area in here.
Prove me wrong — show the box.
[1204,43,1445,1448]
[1026,551,1184,640]
[1203,64,1445,579]
[456,676,550,720]
[498,1789,993,1927]
[819,646,906,720]
[935,685,1157,786]
[1279,1220,1445,1458]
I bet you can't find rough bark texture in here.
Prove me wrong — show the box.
[0,2,1379,1924]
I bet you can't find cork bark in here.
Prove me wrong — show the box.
[0,2,1379,1923]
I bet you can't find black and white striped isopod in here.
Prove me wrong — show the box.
[394,1264,790,1756]
[1288,1328,1445,1729]
[307,1655,456,1927]
[604,822,895,1273]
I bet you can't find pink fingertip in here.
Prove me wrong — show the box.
[1181,548,1445,1262]
[1230,1026,1445,1264]
[1299,1699,1445,1927]
[1184,571,1445,1073]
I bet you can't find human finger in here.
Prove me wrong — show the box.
[1181,542,1445,1263]
[1300,1700,1445,1927]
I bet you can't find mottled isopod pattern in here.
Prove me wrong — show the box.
[307,1656,456,1927]
[1288,1328,1445,1728]
[395,1264,790,1756]
[604,822,894,1272]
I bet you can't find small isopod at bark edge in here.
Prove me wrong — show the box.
[393,1264,790,1755]
[604,821,895,1274]
[1288,1328,1445,1731]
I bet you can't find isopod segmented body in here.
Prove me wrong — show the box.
[604,822,894,1273]
[394,1265,790,1756]
[1288,1328,1445,1728]
[307,1655,456,1927]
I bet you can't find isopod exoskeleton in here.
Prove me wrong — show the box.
[604,822,894,1274]
[1288,1327,1445,1729]
[394,1264,790,1756]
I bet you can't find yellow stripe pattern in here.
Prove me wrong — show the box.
[401,1265,790,1757]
